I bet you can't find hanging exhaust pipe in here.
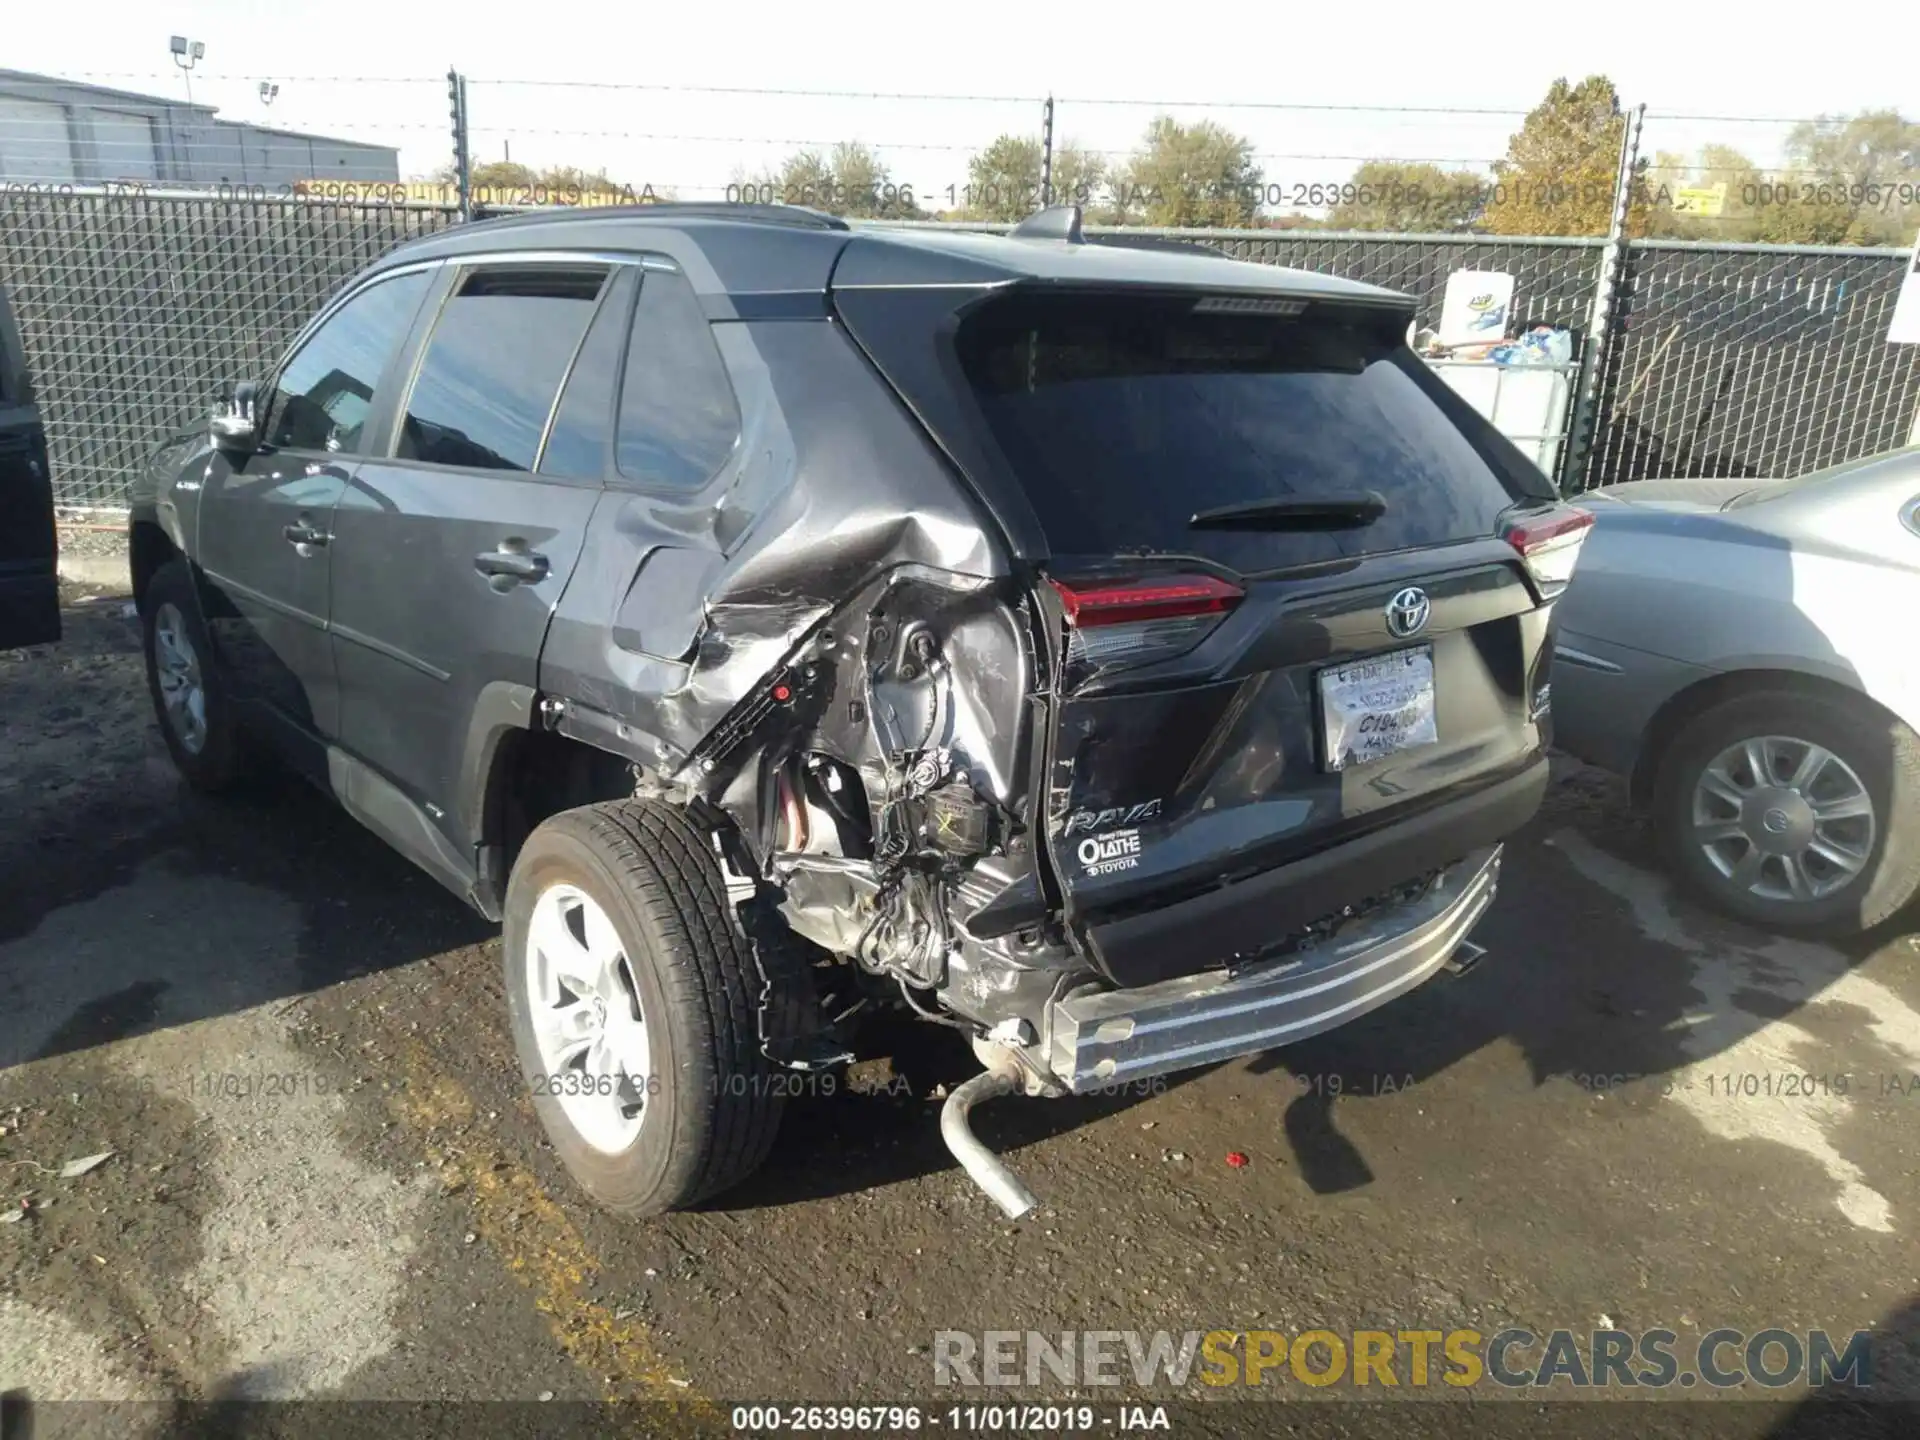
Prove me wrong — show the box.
[940,1070,1039,1219]
[1442,939,1487,978]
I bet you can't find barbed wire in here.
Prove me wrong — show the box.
[25,72,1879,127]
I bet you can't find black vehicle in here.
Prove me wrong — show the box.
[127,204,1589,1217]
[0,285,59,650]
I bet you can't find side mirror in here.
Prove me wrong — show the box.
[210,381,259,452]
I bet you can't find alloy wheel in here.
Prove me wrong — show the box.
[152,602,208,755]
[524,882,654,1153]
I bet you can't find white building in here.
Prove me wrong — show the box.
[0,70,398,187]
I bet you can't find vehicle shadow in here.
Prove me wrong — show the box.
[1763,1291,1920,1434]
[0,752,492,1072]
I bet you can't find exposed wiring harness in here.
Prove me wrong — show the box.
[896,973,972,1031]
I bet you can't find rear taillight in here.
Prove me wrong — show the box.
[1503,506,1594,598]
[1048,574,1243,679]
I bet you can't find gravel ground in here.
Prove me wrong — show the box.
[3,578,1919,1439]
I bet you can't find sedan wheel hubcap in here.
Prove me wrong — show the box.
[1691,734,1875,903]
[152,603,208,755]
[524,883,651,1154]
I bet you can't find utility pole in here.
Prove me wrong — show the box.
[448,68,472,221]
[1039,95,1055,210]
[1562,101,1644,492]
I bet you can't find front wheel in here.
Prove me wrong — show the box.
[141,559,251,791]
[1654,689,1920,937]
[502,800,784,1216]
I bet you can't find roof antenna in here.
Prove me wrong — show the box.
[1009,204,1083,244]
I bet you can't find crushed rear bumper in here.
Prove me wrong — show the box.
[1043,845,1502,1092]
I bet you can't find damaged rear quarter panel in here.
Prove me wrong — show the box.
[537,312,1010,784]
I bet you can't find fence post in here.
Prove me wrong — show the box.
[447,67,472,222]
[1039,95,1055,210]
[1561,101,1644,491]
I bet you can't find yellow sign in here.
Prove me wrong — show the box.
[1673,183,1728,217]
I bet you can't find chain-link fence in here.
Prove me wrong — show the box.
[0,190,458,507]
[1585,239,1920,486]
[2,189,1916,509]
[1199,231,1609,335]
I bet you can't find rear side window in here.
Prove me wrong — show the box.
[616,269,740,489]
[266,270,430,453]
[957,292,1540,571]
[539,270,634,481]
[399,266,608,472]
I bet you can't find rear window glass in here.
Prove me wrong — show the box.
[399,266,608,472]
[957,292,1535,571]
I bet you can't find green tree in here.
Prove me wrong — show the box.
[1111,116,1262,227]
[1754,110,1920,245]
[1049,143,1110,217]
[1482,76,1648,237]
[430,159,535,187]
[470,160,535,188]
[958,134,1109,220]
[741,141,923,219]
[530,164,631,196]
[1326,160,1485,232]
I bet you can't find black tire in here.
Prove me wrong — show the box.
[502,800,782,1216]
[140,559,251,792]
[1653,688,1920,937]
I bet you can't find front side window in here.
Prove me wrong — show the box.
[399,266,609,472]
[265,270,430,453]
[616,268,740,489]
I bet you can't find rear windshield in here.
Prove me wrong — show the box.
[956,291,1545,572]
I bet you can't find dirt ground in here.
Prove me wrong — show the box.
[4,573,1920,1438]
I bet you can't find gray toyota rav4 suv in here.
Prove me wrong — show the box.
[128,203,1589,1217]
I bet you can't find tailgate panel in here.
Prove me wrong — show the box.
[1044,557,1549,978]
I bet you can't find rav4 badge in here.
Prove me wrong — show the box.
[1062,798,1163,837]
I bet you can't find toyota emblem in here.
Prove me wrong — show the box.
[1385,586,1430,638]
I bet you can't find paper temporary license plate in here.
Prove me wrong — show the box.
[1316,646,1438,772]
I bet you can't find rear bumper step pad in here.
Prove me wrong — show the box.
[1046,844,1502,1092]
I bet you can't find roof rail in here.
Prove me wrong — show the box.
[1009,205,1084,243]
[472,201,849,231]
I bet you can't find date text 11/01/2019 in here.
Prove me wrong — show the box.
[527,1071,1173,1101]
[1576,1071,1920,1099]
[729,1405,1170,1433]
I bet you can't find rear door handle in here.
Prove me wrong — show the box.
[475,545,549,589]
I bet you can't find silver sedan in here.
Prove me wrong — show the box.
[1550,446,1920,937]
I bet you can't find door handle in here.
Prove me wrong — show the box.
[474,545,549,589]
[282,518,330,550]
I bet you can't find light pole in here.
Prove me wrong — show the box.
[168,37,205,183]
[168,35,205,106]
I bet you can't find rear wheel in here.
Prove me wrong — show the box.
[502,800,783,1216]
[1654,689,1920,936]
